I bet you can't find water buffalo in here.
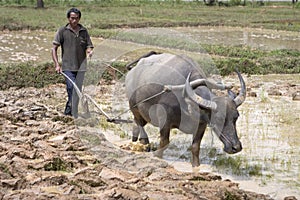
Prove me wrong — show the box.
[125,52,246,167]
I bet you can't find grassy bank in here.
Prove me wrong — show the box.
[0,46,299,90]
[208,46,300,75]
[0,61,127,90]
[0,62,64,90]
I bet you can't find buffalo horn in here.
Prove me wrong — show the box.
[165,79,232,91]
[184,73,217,110]
[234,70,246,107]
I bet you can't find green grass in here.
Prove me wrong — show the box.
[0,162,13,177]
[0,1,299,33]
[0,62,64,90]
[224,190,239,200]
[0,60,128,90]
[213,155,263,176]
[0,45,299,89]
[44,157,69,171]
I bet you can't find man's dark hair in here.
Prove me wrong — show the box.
[67,8,81,19]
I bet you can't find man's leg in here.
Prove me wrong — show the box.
[63,71,76,116]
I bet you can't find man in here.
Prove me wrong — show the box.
[52,8,93,118]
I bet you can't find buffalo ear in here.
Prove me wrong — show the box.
[228,90,237,100]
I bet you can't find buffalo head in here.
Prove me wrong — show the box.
[184,70,246,154]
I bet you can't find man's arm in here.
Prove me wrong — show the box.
[86,30,94,58]
[51,44,62,73]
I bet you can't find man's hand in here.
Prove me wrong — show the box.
[55,63,62,73]
[87,48,93,58]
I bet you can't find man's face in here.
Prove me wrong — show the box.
[68,12,80,27]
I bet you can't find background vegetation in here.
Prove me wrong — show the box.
[0,0,299,89]
[1,0,299,32]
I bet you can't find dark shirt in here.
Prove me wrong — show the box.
[53,24,93,71]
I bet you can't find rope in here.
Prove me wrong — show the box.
[108,88,168,121]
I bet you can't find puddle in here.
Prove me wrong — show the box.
[234,94,300,199]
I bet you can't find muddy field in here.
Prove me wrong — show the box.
[0,73,299,199]
[0,84,268,200]
[0,26,299,199]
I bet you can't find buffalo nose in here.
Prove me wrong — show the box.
[232,143,242,153]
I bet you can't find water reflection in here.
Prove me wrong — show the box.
[236,95,300,199]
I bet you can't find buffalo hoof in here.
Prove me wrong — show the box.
[132,136,138,142]
[139,138,149,145]
[153,144,169,158]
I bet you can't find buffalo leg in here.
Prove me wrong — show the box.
[191,124,206,167]
[154,126,170,158]
[132,125,139,142]
[131,125,150,152]
[132,125,150,144]
[132,112,149,144]
[138,125,150,145]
